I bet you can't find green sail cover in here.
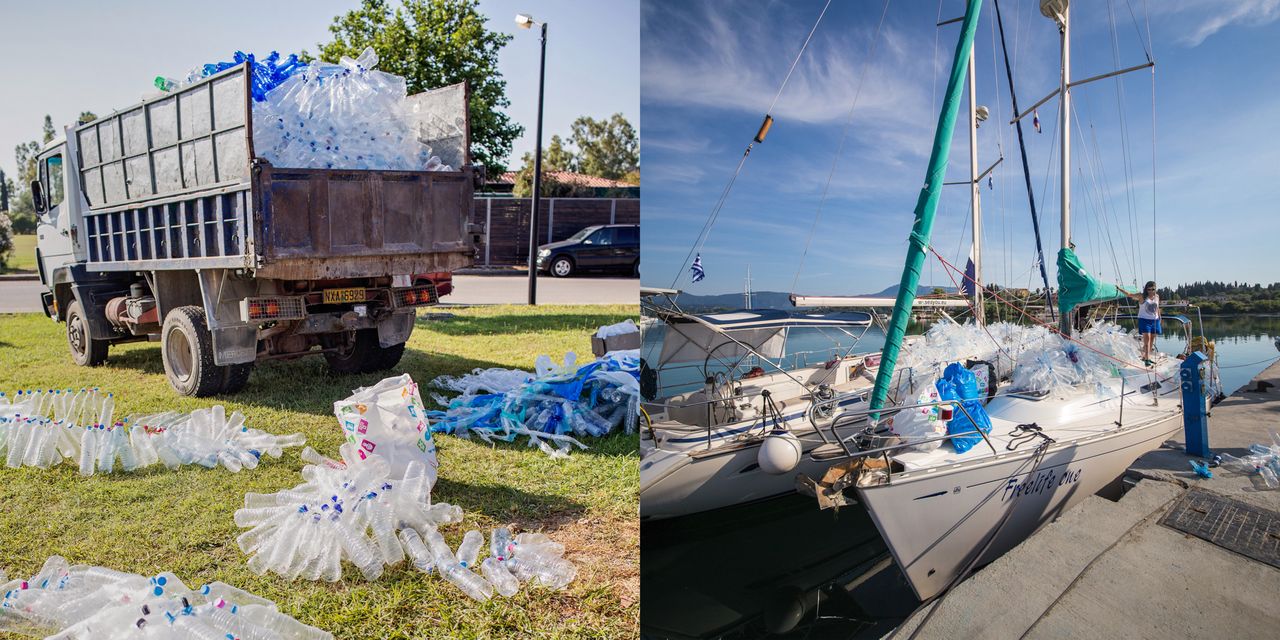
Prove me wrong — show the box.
[868,0,984,416]
[1056,247,1123,317]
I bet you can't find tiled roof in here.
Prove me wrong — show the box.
[495,170,636,188]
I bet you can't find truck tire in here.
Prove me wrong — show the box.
[221,362,255,394]
[365,341,407,373]
[66,300,109,367]
[550,255,575,278]
[161,306,224,397]
[324,330,376,375]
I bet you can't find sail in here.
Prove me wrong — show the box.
[1056,247,1123,316]
[868,0,984,415]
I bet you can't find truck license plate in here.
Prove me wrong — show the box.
[323,287,366,304]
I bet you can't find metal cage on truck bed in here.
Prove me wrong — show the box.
[73,63,476,280]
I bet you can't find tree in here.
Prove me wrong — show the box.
[0,170,8,212]
[569,113,638,181]
[78,111,97,124]
[0,212,12,269]
[318,0,523,175]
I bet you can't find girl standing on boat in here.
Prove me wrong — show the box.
[1128,281,1161,365]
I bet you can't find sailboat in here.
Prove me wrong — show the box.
[797,0,1214,602]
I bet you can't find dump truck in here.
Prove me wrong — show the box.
[30,63,481,396]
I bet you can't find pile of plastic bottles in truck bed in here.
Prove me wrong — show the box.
[0,556,331,639]
[427,350,642,458]
[0,389,305,475]
[170,48,450,172]
[236,446,575,601]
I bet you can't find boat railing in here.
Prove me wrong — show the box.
[649,346,870,399]
[802,396,1002,464]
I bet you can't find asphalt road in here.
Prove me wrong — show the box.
[0,274,637,315]
[0,279,44,314]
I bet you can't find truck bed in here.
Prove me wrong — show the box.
[75,63,475,279]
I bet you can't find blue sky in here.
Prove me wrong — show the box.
[641,0,1280,297]
[0,0,638,180]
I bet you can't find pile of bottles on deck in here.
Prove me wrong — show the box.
[236,445,575,601]
[0,389,305,475]
[427,350,641,458]
[0,557,331,639]
[160,48,451,173]
[888,321,1151,451]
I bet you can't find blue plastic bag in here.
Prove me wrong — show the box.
[936,363,992,454]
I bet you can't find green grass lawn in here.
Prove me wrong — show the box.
[0,305,639,639]
[1,234,37,273]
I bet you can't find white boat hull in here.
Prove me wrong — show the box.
[856,408,1180,601]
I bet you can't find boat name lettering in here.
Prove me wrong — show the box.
[1002,467,1082,502]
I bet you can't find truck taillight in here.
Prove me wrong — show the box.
[240,296,306,322]
[394,285,438,308]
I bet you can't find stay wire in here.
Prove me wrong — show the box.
[668,0,835,289]
[791,0,893,293]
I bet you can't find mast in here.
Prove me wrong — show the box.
[968,47,984,325]
[1050,0,1073,334]
[868,0,984,416]
[745,265,753,308]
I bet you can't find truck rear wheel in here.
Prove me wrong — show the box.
[365,341,407,372]
[221,362,255,394]
[161,306,224,397]
[323,330,377,375]
[66,300,109,367]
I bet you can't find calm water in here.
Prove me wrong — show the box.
[640,315,1280,640]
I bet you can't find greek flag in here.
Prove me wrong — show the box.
[690,254,705,283]
[1033,109,1041,133]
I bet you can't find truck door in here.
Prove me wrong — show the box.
[35,149,75,283]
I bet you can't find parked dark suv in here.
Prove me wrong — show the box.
[536,224,639,277]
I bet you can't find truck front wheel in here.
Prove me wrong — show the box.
[161,306,224,397]
[66,300,109,367]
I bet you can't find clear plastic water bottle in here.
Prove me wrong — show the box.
[456,530,483,568]
[480,557,520,597]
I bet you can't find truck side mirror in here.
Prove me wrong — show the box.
[30,179,45,213]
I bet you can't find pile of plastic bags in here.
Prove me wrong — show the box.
[235,446,575,600]
[0,389,305,475]
[427,350,641,458]
[1216,434,1280,489]
[0,556,331,639]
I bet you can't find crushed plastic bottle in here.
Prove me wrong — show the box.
[0,556,331,639]
[427,350,641,457]
[235,448,575,600]
[0,389,304,475]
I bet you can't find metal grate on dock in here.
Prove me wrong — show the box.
[1159,489,1280,569]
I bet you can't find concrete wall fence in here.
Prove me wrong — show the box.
[472,197,639,267]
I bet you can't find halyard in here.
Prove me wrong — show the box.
[0,304,639,639]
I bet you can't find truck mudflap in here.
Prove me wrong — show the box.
[376,310,416,347]
[213,326,258,366]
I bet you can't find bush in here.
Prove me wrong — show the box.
[0,213,14,269]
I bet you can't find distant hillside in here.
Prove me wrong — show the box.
[670,285,960,311]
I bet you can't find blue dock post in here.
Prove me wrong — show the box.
[1180,351,1210,458]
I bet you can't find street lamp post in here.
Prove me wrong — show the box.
[517,13,547,305]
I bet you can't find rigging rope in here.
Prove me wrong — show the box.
[668,0,835,289]
[791,0,893,293]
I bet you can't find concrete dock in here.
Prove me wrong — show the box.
[892,359,1280,640]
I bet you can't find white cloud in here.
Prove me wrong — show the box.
[1149,0,1280,46]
